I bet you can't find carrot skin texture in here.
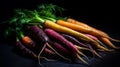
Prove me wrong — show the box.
[43,48,55,55]
[29,25,49,43]
[57,20,90,33]
[49,41,72,57]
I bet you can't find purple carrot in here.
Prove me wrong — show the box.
[43,48,55,55]
[29,25,49,43]
[44,28,79,54]
[49,40,72,57]
[16,38,37,58]
[61,33,88,47]
[28,25,49,64]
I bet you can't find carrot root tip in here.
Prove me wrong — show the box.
[76,54,89,65]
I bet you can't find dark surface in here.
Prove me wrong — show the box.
[0,0,120,67]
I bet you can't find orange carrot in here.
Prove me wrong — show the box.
[44,20,110,51]
[99,37,119,49]
[57,19,91,33]
[66,18,120,42]
[21,35,36,50]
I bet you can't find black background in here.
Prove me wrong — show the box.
[0,0,120,67]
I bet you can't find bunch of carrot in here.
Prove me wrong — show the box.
[4,4,120,65]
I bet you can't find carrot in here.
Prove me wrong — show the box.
[20,34,36,50]
[75,45,102,58]
[43,48,55,55]
[17,37,56,63]
[28,26,71,64]
[85,34,108,48]
[49,41,71,56]
[61,33,88,47]
[66,18,120,42]
[16,38,37,58]
[50,40,89,61]
[87,44,102,58]
[29,25,49,43]
[61,33,102,57]
[99,37,119,49]
[44,28,88,64]
[44,28,79,54]
[57,20,90,33]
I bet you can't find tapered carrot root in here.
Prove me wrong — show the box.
[40,56,56,61]
[76,44,102,58]
[38,43,47,65]
[99,37,120,49]
[75,45,90,51]
[78,50,89,61]
[87,44,102,58]
[76,54,88,64]
[46,43,72,62]
[66,18,120,42]
[85,34,108,48]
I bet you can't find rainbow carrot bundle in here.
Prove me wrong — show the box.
[3,4,120,65]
